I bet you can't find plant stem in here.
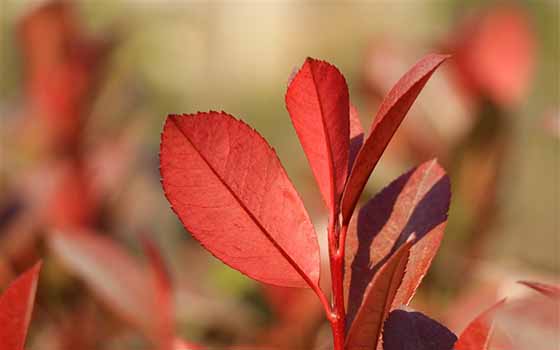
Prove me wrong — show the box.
[328,216,346,350]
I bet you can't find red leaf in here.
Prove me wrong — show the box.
[286,58,349,215]
[48,231,166,343]
[382,309,457,350]
[449,5,535,107]
[455,300,506,350]
[345,240,412,350]
[341,54,449,223]
[160,112,320,288]
[142,238,175,350]
[518,281,560,300]
[345,160,450,326]
[0,262,41,350]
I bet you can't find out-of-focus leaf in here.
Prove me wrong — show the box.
[345,241,411,350]
[382,309,457,350]
[449,5,535,107]
[455,300,506,350]
[518,281,560,300]
[44,161,97,229]
[341,54,449,223]
[345,160,450,325]
[349,104,364,171]
[0,262,41,350]
[497,293,559,349]
[286,58,349,215]
[160,112,320,288]
[259,285,323,349]
[17,0,111,151]
[48,231,166,344]
[142,237,175,350]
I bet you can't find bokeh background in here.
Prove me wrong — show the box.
[0,0,558,349]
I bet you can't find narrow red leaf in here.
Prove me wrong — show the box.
[142,238,175,350]
[48,231,162,341]
[345,240,412,350]
[341,54,449,223]
[0,262,42,350]
[160,112,320,288]
[345,160,450,326]
[382,309,457,350]
[455,299,506,350]
[349,104,364,172]
[518,281,560,300]
[286,58,349,214]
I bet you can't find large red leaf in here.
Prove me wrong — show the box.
[518,281,560,300]
[0,262,41,350]
[341,54,449,223]
[345,240,412,350]
[48,231,169,344]
[455,300,506,350]
[382,309,457,350]
[345,160,450,326]
[286,58,349,214]
[160,112,320,288]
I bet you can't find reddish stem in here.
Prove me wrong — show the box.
[328,216,346,350]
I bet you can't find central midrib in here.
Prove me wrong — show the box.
[309,64,338,215]
[169,116,315,287]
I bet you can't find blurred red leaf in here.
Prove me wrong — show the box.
[160,112,320,288]
[341,54,448,224]
[0,262,41,350]
[345,240,411,350]
[44,161,97,229]
[498,293,559,349]
[449,5,535,107]
[455,299,506,350]
[345,160,450,325]
[48,231,172,346]
[286,58,350,214]
[382,309,457,350]
[17,0,111,151]
[518,281,560,300]
[142,238,175,350]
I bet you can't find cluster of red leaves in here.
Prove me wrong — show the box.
[158,54,537,350]
[358,4,537,289]
[6,0,112,235]
[1,48,557,349]
[3,257,557,350]
[18,0,111,153]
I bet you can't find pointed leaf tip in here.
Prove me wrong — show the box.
[345,240,412,350]
[160,112,320,288]
[0,262,42,350]
[455,299,506,350]
[341,54,449,223]
[286,58,350,216]
[518,281,560,300]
